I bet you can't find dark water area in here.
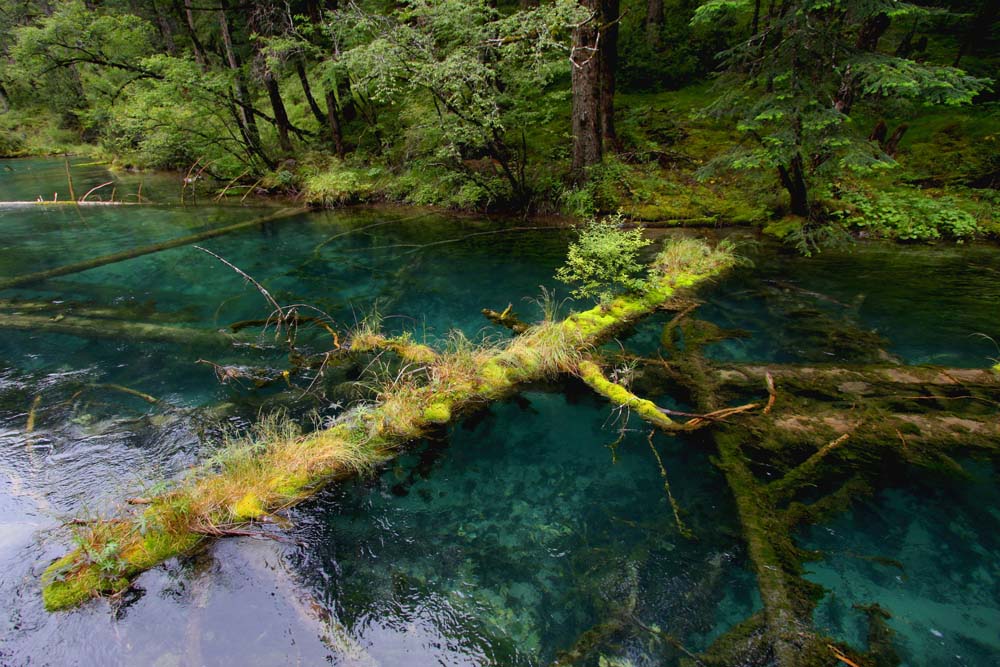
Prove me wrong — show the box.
[0,158,997,665]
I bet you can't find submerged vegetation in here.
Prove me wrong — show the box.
[0,0,996,244]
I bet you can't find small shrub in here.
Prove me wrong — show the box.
[836,188,981,241]
[556,212,652,302]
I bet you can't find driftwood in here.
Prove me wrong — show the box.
[0,207,306,291]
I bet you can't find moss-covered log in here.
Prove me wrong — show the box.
[41,238,737,611]
[0,207,306,292]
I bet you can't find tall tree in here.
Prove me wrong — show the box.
[217,0,266,164]
[570,0,619,176]
[248,2,293,154]
[693,0,991,218]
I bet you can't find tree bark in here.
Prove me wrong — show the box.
[262,70,293,153]
[150,0,177,56]
[217,0,266,164]
[175,0,207,68]
[778,154,808,217]
[296,59,326,129]
[599,0,620,151]
[324,90,345,157]
[571,0,604,177]
[855,12,890,51]
[646,0,663,48]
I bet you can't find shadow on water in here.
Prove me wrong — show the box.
[0,158,998,665]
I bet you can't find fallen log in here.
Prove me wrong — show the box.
[0,298,197,323]
[40,238,738,611]
[0,207,307,292]
[0,312,246,348]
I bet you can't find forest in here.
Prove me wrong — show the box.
[0,0,997,244]
[0,2,999,667]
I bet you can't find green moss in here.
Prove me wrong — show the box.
[423,402,452,424]
[479,360,511,391]
[763,216,805,240]
[40,556,130,612]
[269,473,310,497]
[124,529,202,570]
[232,493,265,520]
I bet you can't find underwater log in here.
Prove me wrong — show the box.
[0,312,247,348]
[0,207,306,292]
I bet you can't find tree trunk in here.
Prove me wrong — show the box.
[296,59,327,129]
[954,0,998,66]
[855,12,890,51]
[150,0,177,56]
[599,0,620,152]
[176,0,207,67]
[646,0,663,48]
[217,0,266,164]
[0,83,9,114]
[571,0,603,177]
[883,123,908,156]
[778,154,808,217]
[262,70,293,154]
[324,90,345,157]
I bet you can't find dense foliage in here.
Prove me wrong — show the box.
[0,0,996,242]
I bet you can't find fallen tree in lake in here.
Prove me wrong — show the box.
[38,237,1000,667]
[0,207,306,291]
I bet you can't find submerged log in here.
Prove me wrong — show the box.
[40,238,739,611]
[0,312,246,348]
[0,207,306,292]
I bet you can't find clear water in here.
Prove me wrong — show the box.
[0,158,997,665]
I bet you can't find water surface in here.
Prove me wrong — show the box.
[0,158,997,665]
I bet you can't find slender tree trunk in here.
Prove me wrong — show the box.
[176,0,207,67]
[263,71,293,153]
[303,0,347,155]
[599,0,620,151]
[296,60,326,128]
[855,12,890,51]
[954,1,998,66]
[217,0,265,164]
[150,0,177,56]
[571,1,603,177]
[324,90,345,157]
[646,0,663,48]
[0,83,9,114]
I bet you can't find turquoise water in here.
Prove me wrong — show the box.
[0,158,998,665]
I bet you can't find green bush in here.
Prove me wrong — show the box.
[303,162,382,205]
[836,188,981,241]
[556,212,652,302]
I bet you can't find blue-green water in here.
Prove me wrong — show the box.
[0,158,998,665]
